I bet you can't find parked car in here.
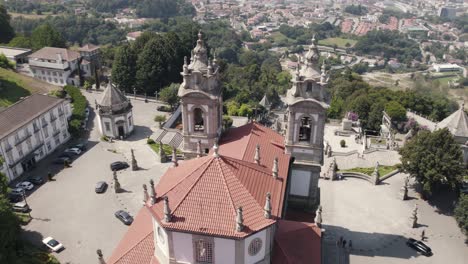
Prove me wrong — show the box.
[12,201,30,213]
[74,143,87,151]
[115,210,133,225]
[59,152,74,159]
[406,238,432,256]
[8,193,23,203]
[11,188,25,196]
[64,148,82,155]
[95,181,108,193]
[28,175,44,185]
[53,157,72,165]
[42,237,64,252]
[110,161,129,171]
[16,181,34,191]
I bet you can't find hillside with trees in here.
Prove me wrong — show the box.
[344,4,368,16]
[354,30,422,63]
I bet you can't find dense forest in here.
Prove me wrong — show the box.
[88,0,194,18]
[344,4,368,16]
[354,30,422,63]
[278,22,342,44]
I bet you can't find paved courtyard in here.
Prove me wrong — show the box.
[320,129,468,264]
[21,91,172,264]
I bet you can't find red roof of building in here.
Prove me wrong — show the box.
[273,220,322,264]
[107,207,156,264]
[148,153,282,238]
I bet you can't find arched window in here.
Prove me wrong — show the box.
[306,82,313,93]
[194,239,213,263]
[194,108,204,132]
[299,116,312,142]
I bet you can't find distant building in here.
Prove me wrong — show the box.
[126,31,142,41]
[0,46,32,68]
[96,82,134,139]
[433,63,461,73]
[0,94,72,182]
[439,7,457,19]
[28,46,101,86]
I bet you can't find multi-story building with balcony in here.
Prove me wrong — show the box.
[0,94,72,182]
[28,46,101,87]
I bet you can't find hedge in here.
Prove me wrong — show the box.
[63,85,87,137]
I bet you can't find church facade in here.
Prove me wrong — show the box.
[107,33,327,264]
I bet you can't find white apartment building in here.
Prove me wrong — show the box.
[0,94,72,182]
[28,46,101,87]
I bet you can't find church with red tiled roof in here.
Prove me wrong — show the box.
[106,32,328,264]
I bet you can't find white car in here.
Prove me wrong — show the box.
[42,237,64,252]
[65,148,82,155]
[16,181,34,191]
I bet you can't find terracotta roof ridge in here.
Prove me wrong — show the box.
[158,157,212,198]
[171,157,216,214]
[215,157,237,215]
[225,156,276,178]
[113,230,154,263]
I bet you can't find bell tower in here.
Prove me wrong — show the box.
[284,36,329,211]
[178,31,222,158]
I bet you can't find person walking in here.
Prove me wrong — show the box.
[421,229,426,241]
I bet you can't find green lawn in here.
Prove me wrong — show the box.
[342,165,398,178]
[268,32,294,44]
[0,68,57,107]
[318,38,357,48]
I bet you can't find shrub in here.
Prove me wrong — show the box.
[223,115,233,129]
[101,135,109,142]
[147,138,155,144]
[340,139,346,148]
[154,115,167,128]
[157,105,172,112]
[63,85,87,137]
[454,194,468,234]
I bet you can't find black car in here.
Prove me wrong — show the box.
[95,181,108,193]
[53,157,72,165]
[110,161,129,171]
[58,152,73,159]
[28,175,44,185]
[115,210,133,225]
[406,238,432,256]
[8,193,23,203]
[74,143,87,151]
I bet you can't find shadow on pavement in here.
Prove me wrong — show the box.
[323,224,420,261]
[125,125,154,142]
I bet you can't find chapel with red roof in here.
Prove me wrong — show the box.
[107,32,328,264]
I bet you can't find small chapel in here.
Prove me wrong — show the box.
[96,82,134,139]
[107,32,329,264]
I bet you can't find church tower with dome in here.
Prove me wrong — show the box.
[284,36,329,211]
[178,31,223,158]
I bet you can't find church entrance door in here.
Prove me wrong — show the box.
[118,126,124,138]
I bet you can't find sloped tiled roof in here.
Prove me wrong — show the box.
[148,154,280,238]
[0,94,64,139]
[437,104,468,138]
[272,220,322,264]
[98,83,131,113]
[28,47,80,62]
[78,44,99,52]
[107,207,155,264]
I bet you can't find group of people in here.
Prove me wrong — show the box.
[336,236,352,250]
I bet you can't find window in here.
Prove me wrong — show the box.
[46,141,52,151]
[299,116,312,142]
[6,151,13,163]
[194,108,204,132]
[17,145,23,157]
[62,130,68,140]
[194,239,213,263]
[35,132,41,143]
[53,72,57,76]
[105,122,110,131]
[47,71,50,75]
[26,138,32,151]
[54,78,58,83]
[54,135,60,146]
[59,73,62,77]
[248,238,263,256]
[128,116,132,127]
[48,77,51,82]
[41,70,45,75]
[60,79,64,84]
[306,82,313,93]
[43,127,49,138]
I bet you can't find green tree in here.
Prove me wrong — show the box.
[399,129,465,196]
[159,83,179,110]
[8,35,31,49]
[454,194,468,234]
[30,23,66,50]
[0,172,21,263]
[136,36,167,94]
[112,45,137,93]
[0,5,14,43]
[385,101,407,122]
[238,104,253,117]
[0,54,13,69]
